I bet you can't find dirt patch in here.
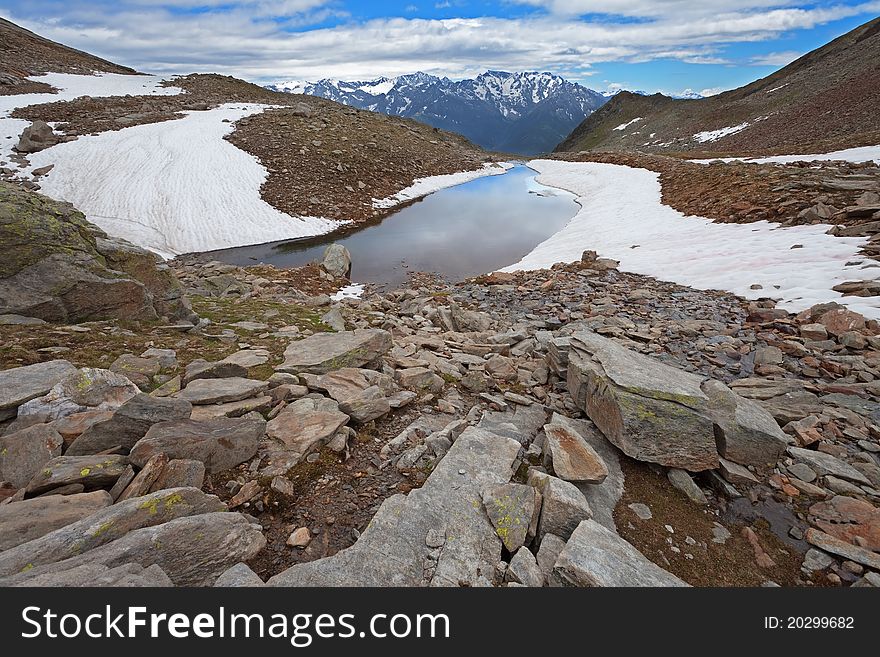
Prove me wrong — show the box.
[614,459,814,587]
[0,80,57,96]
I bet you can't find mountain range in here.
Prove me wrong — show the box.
[269,70,608,155]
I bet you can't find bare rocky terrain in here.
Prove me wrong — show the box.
[557,17,880,157]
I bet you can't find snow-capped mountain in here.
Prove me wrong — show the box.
[268,70,607,154]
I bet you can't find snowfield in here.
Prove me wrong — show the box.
[1,72,181,162]
[28,104,342,257]
[372,162,514,209]
[689,144,880,165]
[692,122,750,143]
[613,117,642,131]
[504,160,880,319]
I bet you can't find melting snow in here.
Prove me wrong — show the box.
[331,284,365,301]
[692,122,750,143]
[0,72,181,163]
[689,145,880,165]
[503,160,880,319]
[613,117,642,131]
[372,162,514,209]
[28,104,341,258]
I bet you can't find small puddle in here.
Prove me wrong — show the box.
[204,164,579,287]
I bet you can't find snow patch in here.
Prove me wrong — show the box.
[689,145,880,165]
[503,160,880,319]
[765,83,790,94]
[28,104,341,257]
[331,284,365,301]
[613,117,642,131]
[692,122,750,143]
[372,162,514,210]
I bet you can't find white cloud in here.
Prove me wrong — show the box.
[2,0,878,84]
[749,49,803,65]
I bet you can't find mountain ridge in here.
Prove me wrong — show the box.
[269,70,607,155]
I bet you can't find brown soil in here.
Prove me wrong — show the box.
[208,405,441,580]
[614,459,812,587]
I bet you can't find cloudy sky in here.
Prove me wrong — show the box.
[2,1,878,95]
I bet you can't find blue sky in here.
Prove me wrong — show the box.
[1,1,878,95]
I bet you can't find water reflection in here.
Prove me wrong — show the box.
[207,164,579,287]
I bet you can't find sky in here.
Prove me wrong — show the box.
[2,1,878,95]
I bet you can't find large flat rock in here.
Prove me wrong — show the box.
[268,427,521,586]
[0,490,112,551]
[25,453,129,495]
[567,331,788,471]
[263,398,349,473]
[0,360,77,421]
[130,417,265,473]
[0,424,64,487]
[551,519,689,587]
[0,487,225,578]
[10,562,173,587]
[276,329,392,374]
[175,377,269,405]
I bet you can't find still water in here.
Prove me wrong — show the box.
[208,164,579,288]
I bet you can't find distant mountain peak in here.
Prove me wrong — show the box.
[267,70,607,155]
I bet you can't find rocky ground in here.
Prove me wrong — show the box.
[2,238,879,587]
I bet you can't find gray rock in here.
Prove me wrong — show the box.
[13,562,173,587]
[149,459,206,492]
[215,562,265,587]
[17,368,139,422]
[535,533,567,584]
[268,427,521,586]
[183,359,248,385]
[544,420,608,483]
[482,482,540,552]
[7,512,265,587]
[667,468,708,504]
[338,385,391,424]
[551,520,689,587]
[504,547,544,587]
[801,548,835,572]
[221,349,270,369]
[276,329,392,374]
[0,360,77,421]
[528,471,592,540]
[0,490,112,551]
[15,120,58,153]
[321,243,352,279]
[0,487,225,578]
[567,331,788,470]
[0,424,64,487]
[450,303,493,332]
[628,503,653,520]
[264,398,349,471]
[805,528,880,570]
[175,377,269,405]
[66,393,192,455]
[787,447,870,485]
[130,417,265,474]
[26,454,129,495]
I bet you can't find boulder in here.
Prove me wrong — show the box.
[338,386,391,424]
[130,417,265,473]
[528,472,592,540]
[6,512,265,587]
[214,562,265,587]
[66,393,192,455]
[268,427,521,586]
[0,490,112,551]
[276,329,392,374]
[482,482,540,553]
[0,360,77,421]
[0,183,195,323]
[0,424,64,487]
[567,331,788,470]
[15,120,58,153]
[504,547,544,587]
[183,359,248,386]
[264,398,349,471]
[551,519,689,587]
[396,367,444,393]
[11,562,173,587]
[0,487,225,578]
[175,377,269,405]
[149,458,206,492]
[17,367,139,422]
[449,303,493,332]
[25,454,129,495]
[320,243,352,279]
[787,447,870,485]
